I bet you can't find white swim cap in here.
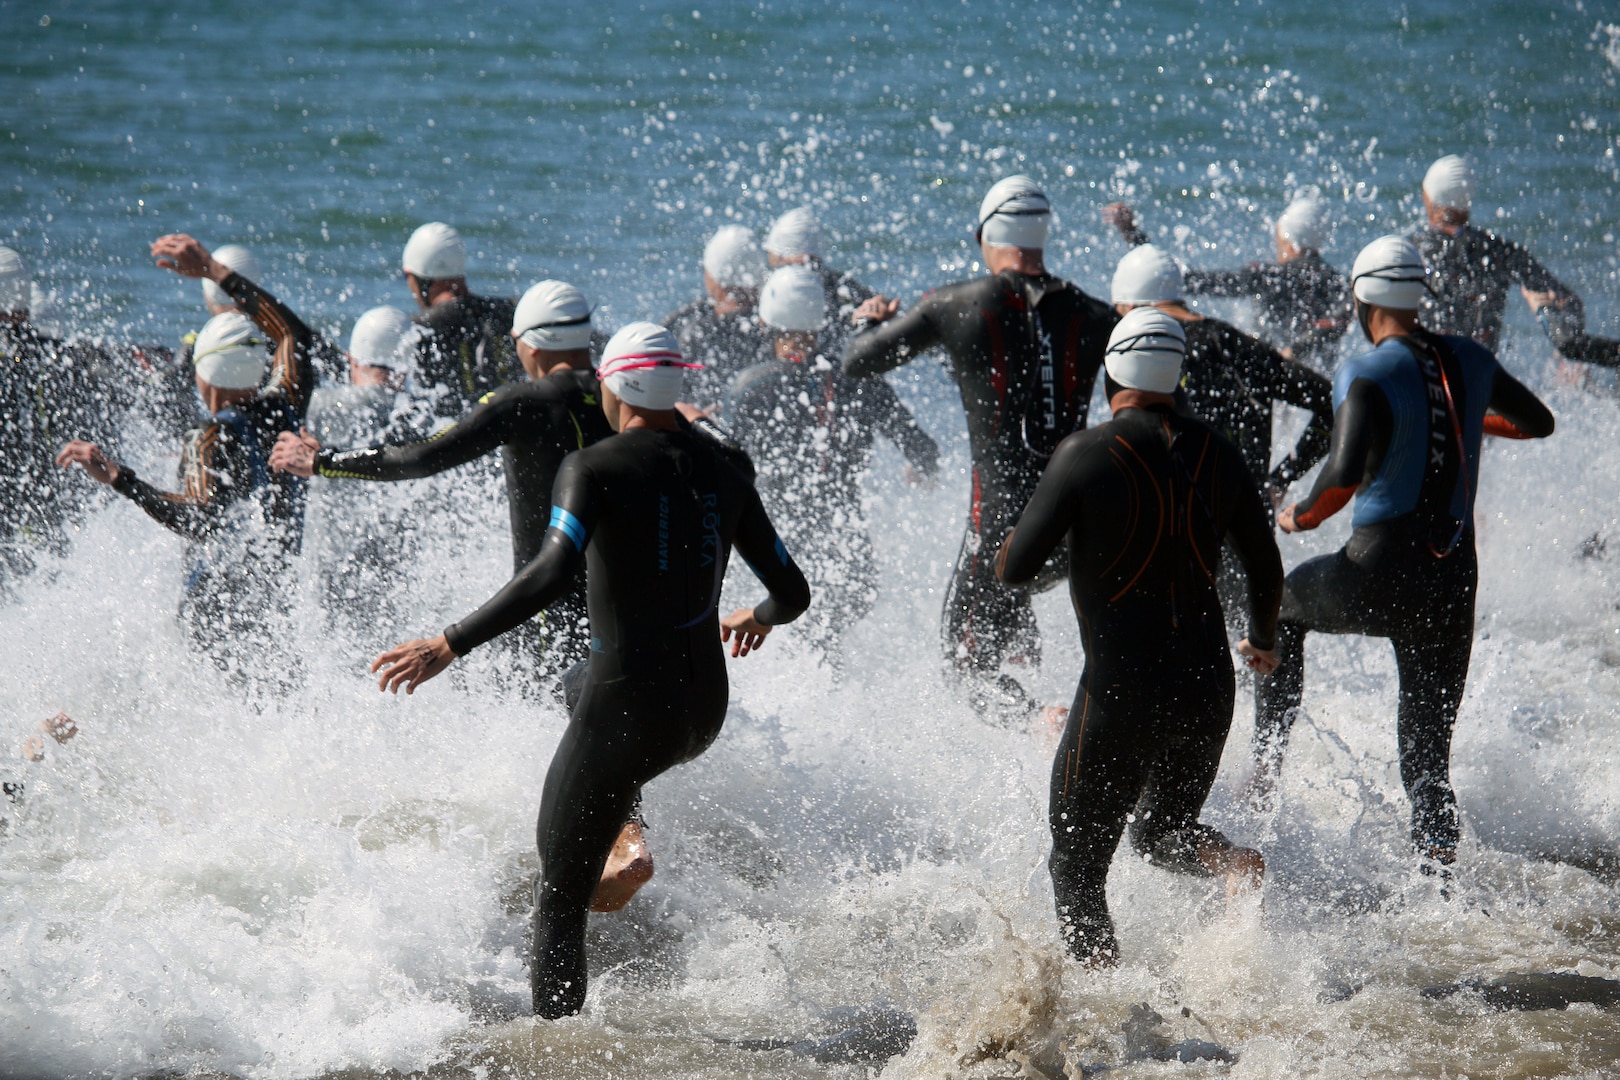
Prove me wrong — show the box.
[201,243,260,309]
[1351,235,1429,310]
[1276,195,1328,251]
[1111,244,1183,305]
[512,280,593,352]
[703,225,769,288]
[402,222,467,280]
[192,311,267,390]
[1422,155,1474,212]
[348,306,421,369]
[1104,307,1186,394]
[0,246,30,313]
[977,175,1051,249]
[596,321,700,410]
[758,265,826,332]
[764,208,822,259]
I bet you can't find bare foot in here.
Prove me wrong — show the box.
[1198,837,1265,897]
[20,712,76,762]
[591,820,654,913]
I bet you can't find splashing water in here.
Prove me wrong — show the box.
[4,2,1620,1077]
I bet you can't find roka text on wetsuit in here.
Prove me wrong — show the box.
[842,270,1116,692]
[439,423,810,1018]
[997,401,1282,963]
[729,352,938,656]
[413,292,522,416]
[1257,327,1554,859]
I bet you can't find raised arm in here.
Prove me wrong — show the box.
[221,272,319,416]
[1283,378,1390,532]
[996,435,1083,585]
[841,299,944,379]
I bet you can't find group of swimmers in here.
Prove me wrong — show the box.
[9,148,1611,1013]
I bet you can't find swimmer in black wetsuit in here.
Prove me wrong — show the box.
[730,265,938,666]
[844,176,1116,714]
[664,225,771,411]
[371,322,810,1019]
[273,280,613,674]
[1255,236,1555,866]
[1105,196,1351,371]
[996,307,1283,966]
[400,222,523,416]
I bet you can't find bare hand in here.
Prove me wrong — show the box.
[1277,346,1296,361]
[55,440,121,485]
[1100,201,1136,236]
[151,233,227,282]
[720,608,772,658]
[371,635,457,694]
[270,428,321,478]
[853,295,900,325]
[1520,286,1566,314]
[1277,503,1301,534]
[1236,638,1280,675]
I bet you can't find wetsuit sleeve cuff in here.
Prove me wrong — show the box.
[442,624,471,657]
[111,466,138,495]
[1246,631,1276,652]
[313,449,337,476]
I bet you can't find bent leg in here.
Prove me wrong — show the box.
[1130,664,1243,877]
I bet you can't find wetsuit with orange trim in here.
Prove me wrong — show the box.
[439,423,810,1018]
[996,400,1282,964]
[1256,328,1553,860]
[843,270,1116,710]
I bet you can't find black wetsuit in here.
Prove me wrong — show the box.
[105,272,315,667]
[1120,224,1351,370]
[996,404,1282,963]
[1410,224,1563,354]
[413,293,522,416]
[729,352,938,658]
[1257,329,1553,859]
[440,424,810,1018]
[843,270,1115,703]
[316,370,613,671]
[663,299,770,411]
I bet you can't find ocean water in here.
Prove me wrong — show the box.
[4,1,1620,1076]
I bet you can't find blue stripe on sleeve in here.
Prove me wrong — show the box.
[549,506,587,550]
[774,535,789,565]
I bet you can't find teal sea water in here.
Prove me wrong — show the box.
[5,2,1620,1077]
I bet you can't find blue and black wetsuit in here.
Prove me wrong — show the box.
[997,404,1282,963]
[1257,328,1554,859]
[440,423,810,1018]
